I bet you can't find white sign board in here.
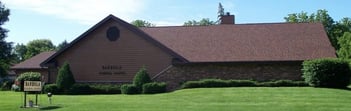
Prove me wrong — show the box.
[24,81,42,91]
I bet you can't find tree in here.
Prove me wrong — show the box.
[0,1,12,77]
[56,62,75,91]
[284,9,337,49]
[183,18,216,26]
[13,43,27,62]
[56,40,68,50]
[217,3,225,19]
[131,20,155,27]
[337,32,351,59]
[24,39,55,59]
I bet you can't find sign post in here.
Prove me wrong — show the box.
[23,81,42,108]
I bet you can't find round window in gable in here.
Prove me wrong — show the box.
[106,26,120,41]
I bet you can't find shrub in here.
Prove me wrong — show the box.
[0,79,13,90]
[228,80,258,87]
[67,84,91,95]
[11,84,20,91]
[44,84,59,94]
[273,80,308,87]
[56,62,76,91]
[133,67,151,91]
[201,79,230,88]
[257,80,308,87]
[89,84,121,94]
[181,81,203,89]
[142,82,167,94]
[121,84,138,94]
[302,58,351,88]
[16,72,41,81]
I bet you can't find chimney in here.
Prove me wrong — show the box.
[220,12,235,24]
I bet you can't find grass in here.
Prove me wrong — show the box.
[1,87,351,111]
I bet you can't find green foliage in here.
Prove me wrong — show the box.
[0,2,12,77]
[227,80,258,87]
[142,82,167,94]
[181,79,308,89]
[302,58,351,88]
[43,84,59,94]
[217,3,225,17]
[0,63,8,77]
[10,84,20,91]
[131,20,155,27]
[56,62,75,91]
[0,79,13,90]
[67,84,91,95]
[89,84,121,94]
[16,72,41,81]
[284,9,351,51]
[121,84,139,94]
[200,79,231,87]
[56,40,68,50]
[184,18,216,26]
[258,80,308,87]
[24,39,55,60]
[13,43,27,62]
[337,32,351,59]
[133,67,151,91]
[45,83,121,95]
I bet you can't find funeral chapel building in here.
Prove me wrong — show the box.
[11,14,336,89]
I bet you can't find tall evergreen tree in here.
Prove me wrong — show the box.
[337,32,351,59]
[13,43,27,62]
[56,40,68,50]
[56,62,76,91]
[0,2,12,77]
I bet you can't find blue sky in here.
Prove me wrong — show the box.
[2,0,351,45]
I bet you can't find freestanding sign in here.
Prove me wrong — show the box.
[24,81,42,91]
[22,81,42,108]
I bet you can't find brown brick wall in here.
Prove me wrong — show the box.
[153,61,303,90]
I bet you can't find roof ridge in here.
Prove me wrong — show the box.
[140,22,322,29]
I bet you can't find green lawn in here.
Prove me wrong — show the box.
[1,87,351,111]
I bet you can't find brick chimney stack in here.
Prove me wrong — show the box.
[220,12,235,24]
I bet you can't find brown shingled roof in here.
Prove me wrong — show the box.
[41,15,336,66]
[11,51,56,69]
[141,23,336,62]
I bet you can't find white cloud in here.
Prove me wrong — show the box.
[3,0,146,25]
[153,21,182,26]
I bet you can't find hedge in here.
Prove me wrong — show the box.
[142,82,167,94]
[89,84,121,94]
[67,84,91,95]
[44,84,59,94]
[44,83,121,95]
[181,79,308,89]
[302,58,351,88]
[121,84,139,94]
